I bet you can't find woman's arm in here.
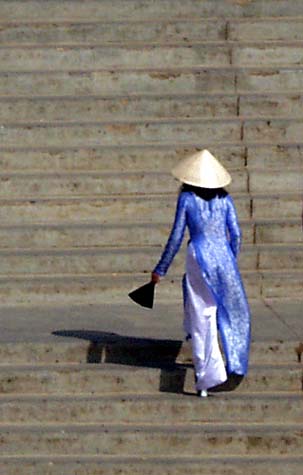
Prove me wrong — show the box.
[152,192,188,278]
[226,195,242,258]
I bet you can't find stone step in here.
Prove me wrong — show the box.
[2,1,303,21]
[0,119,242,147]
[0,144,301,172]
[247,144,303,169]
[0,340,300,366]
[0,95,239,122]
[0,145,246,172]
[0,271,260,304]
[0,393,302,425]
[0,220,301,249]
[0,170,248,197]
[249,169,301,193]
[1,269,303,304]
[0,455,302,475]
[3,68,303,98]
[232,44,303,67]
[0,269,300,304]
[0,220,254,248]
[2,44,303,72]
[0,45,232,72]
[1,19,303,45]
[237,68,303,93]
[251,194,301,220]
[260,271,303,299]
[0,245,301,275]
[1,37,302,51]
[0,194,299,225]
[0,364,301,394]
[229,18,303,41]
[244,118,303,143]
[0,422,302,456]
[0,20,228,45]
[1,118,303,148]
[239,94,303,117]
[255,220,302,244]
[2,94,303,123]
[0,169,299,198]
[0,70,237,97]
[0,195,253,225]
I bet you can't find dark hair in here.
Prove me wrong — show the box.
[181,183,228,201]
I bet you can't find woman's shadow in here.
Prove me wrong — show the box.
[52,329,189,394]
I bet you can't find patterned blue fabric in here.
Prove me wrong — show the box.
[153,191,251,375]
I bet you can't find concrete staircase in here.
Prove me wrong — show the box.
[0,337,302,474]
[0,1,302,473]
[0,0,302,305]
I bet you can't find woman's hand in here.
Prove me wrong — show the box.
[151,272,161,284]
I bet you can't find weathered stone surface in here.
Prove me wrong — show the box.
[249,169,301,193]
[261,271,303,299]
[229,19,303,41]
[0,457,302,475]
[0,220,254,249]
[0,247,173,275]
[7,244,303,273]
[0,45,230,71]
[1,0,303,22]
[0,170,248,198]
[0,145,246,172]
[252,195,301,219]
[0,223,176,248]
[244,119,303,142]
[0,271,293,304]
[0,172,182,197]
[0,120,241,147]
[255,221,303,244]
[233,45,303,67]
[0,95,237,122]
[258,246,303,270]
[0,20,227,45]
[239,94,303,117]
[0,364,300,394]
[0,423,302,456]
[237,69,303,93]
[0,70,236,96]
[267,300,303,337]
[0,194,252,225]
[0,393,302,424]
[1,144,301,173]
[247,145,303,168]
[0,270,261,305]
[0,243,297,275]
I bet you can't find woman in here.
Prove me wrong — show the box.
[152,150,251,397]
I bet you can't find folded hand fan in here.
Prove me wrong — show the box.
[128,281,155,309]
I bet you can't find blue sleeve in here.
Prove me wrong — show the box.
[226,195,242,258]
[153,192,187,276]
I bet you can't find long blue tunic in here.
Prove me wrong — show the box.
[153,191,251,375]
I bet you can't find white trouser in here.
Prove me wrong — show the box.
[184,244,227,391]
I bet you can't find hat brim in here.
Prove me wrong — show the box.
[172,169,231,189]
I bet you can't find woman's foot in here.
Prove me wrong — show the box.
[197,389,208,398]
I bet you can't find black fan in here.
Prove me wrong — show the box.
[128,281,155,309]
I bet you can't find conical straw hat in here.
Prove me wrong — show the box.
[171,149,231,189]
